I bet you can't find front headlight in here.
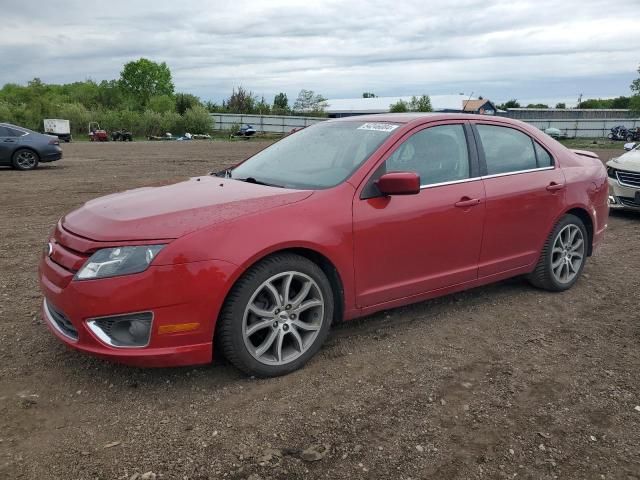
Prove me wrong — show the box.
[75,245,165,280]
[607,166,617,179]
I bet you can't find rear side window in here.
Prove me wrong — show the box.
[534,142,553,168]
[477,125,537,175]
[0,126,24,137]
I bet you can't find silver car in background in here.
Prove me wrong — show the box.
[607,143,640,211]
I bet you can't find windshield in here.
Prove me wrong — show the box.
[231,121,400,189]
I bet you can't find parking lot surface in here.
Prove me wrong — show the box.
[0,141,639,479]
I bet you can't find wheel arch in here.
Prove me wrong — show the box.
[12,145,40,158]
[564,207,594,256]
[216,246,346,334]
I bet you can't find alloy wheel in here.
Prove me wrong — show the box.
[242,271,324,366]
[550,224,584,284]
[15,151,37,169]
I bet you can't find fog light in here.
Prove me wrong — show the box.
[608,195,617,205]
[87,312,153,348]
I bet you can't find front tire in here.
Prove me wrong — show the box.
[527,214,588,291]
[12,149,39,171]
[217,254,334,377]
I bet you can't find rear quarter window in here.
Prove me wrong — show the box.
[534,141,553,168]
[477,124,538,175]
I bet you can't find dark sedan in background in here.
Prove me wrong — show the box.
[0,122,62,170]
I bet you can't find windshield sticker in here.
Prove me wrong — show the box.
[357,123,399,132]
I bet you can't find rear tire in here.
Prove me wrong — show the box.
[527,214,588,292]
[217,253,333,377]
[12,149,39,171]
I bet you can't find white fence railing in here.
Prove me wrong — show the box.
[210,113,640,138]
[523,118,639,138]
[210,113,327,134]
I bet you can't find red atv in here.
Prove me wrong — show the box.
[88,122,108,142]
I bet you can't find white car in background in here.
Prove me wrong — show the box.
[607,143,640,211]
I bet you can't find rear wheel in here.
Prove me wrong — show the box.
[12,149,39,171]
[218,253,333,377]
[527,214,587,291]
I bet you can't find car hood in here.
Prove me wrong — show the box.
[607,150,640,172]
[62,176,313,242]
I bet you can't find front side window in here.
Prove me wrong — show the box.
[231,121,399,189]
[385,124,470,185]
[477,124,538,175]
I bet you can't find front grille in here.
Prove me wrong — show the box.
[616,170,640,188]
[618,197,640,208]
[50,242,89,274]
[45,300,78,340]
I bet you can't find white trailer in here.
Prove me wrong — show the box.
[43,119,72,142]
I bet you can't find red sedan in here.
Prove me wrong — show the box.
[39,114,608,377]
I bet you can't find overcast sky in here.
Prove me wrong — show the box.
[1,0,639,106]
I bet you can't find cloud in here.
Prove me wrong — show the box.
[0,0,638,104]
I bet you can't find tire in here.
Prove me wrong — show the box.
[527,214,588,292]
[627,135,634,142]
[12,149,39,171]
[217,253,334,377]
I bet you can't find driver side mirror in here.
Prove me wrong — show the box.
[376,172,421,196]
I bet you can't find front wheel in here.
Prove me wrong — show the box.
[217,254,334,377]
[527,214,588,291]
[12,149,39,171]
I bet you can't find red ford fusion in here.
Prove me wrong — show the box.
[39,114,608,377]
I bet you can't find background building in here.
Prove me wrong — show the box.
[325,94,495,117]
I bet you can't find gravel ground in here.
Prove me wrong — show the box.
[0,141,639,480]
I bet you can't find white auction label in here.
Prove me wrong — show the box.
[357,123,399,132]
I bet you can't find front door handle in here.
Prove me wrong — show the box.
[546,182,565,192]
[3,139,16,143]
[454,197,481,208]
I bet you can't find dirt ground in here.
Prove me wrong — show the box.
[0,141,639,480]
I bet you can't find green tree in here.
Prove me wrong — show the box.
[631,64,640,95]
[256,96,271,115]
[498,99,520,109]
[204,100,221,113]
[362,92,377,98]
[273,92,289,113]
[292,89,327,115]
[182,105,212,133]
[175,93,202,115]
[224,86,257,114]
[149,95,175,113]
[389,99,409,112]
[409,95,432,112]
[555,102,566,109]
[526,103,549,108]
[119,58,174,109]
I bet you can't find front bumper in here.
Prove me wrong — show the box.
[608,176,640,211]
[39,253,237,367]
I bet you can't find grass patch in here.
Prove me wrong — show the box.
[558,138,627,150]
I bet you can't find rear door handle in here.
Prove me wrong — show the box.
[546,182,565,192]
[454,197,481,208]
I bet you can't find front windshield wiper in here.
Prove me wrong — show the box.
[236,177,284,188]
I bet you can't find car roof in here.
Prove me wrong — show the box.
[329,112,539,137]
[329,112,526,127]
